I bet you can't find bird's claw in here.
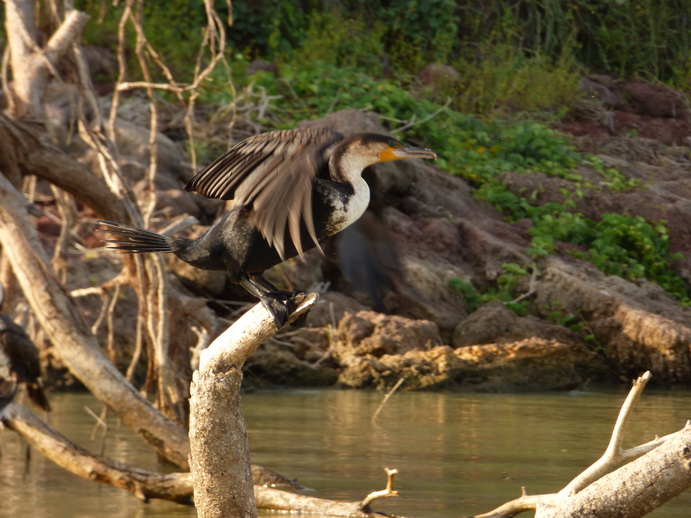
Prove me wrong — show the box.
[261,292,309,329]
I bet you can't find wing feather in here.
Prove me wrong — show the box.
[186,128,343,259]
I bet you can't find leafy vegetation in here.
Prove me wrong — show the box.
[450,263,532,315]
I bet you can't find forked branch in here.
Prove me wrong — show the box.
[360,468,400,509]
[473,371,691,518]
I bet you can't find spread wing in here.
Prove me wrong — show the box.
[186,128,343,259]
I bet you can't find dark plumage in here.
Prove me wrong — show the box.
[0,314,51,413]
[98,128,436,326]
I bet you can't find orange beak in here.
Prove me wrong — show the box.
[380,145,437,162]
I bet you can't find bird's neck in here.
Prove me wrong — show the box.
[329,145,375,185]
[324,153,371,230]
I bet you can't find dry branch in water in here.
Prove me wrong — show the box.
[473,371,691,518]
[189,295,410,517]
[539,425,691,517]
[0,399,402,516]
[0,402,194,505]
[372,377,405,423]
[360,468,400,509]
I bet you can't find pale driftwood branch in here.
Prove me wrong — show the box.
[360,468,400,509]
[0,402,194,505]
[475,371,691,518]
[198,294,319,373]
[255,486,393,517]
[116,81,185,92]
[558,371,652,497]
[536,425,691,517]
[472,494,560,518]
[44,10,90,62]
[0,173,190,468]
[189,293,319,518]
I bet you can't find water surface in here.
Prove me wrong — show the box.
[0,388,688,517]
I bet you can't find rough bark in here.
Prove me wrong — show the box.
[189,294,318,518]
[0,173,190,468]
[0,402,194,505]
[189,368,255,517]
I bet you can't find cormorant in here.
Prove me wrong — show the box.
[98,128,436,326]
[0,286,51,413]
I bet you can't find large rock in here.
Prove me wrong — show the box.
[332,310,441,361]
[337,339,590,392]
[452,300,581,348]
[535,257,691,384]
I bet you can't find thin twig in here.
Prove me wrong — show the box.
[372,377,405,423]
[510,263,539,304]
[106,283,120,364]
[89,290,110,336]
[390,98,452,134]
[84,405,108,450]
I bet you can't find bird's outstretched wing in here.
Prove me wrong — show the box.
[186,128,343,259]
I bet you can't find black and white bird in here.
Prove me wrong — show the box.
[98,128,436,326]
[0,287,51,413]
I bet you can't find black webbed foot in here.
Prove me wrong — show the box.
[238,274,303,329]
[259,294,293,328]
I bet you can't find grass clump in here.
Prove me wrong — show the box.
[450,263,532,315]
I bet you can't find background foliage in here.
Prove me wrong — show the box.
[71,0,690,306]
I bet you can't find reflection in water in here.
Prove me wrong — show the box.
[0,389,689,517]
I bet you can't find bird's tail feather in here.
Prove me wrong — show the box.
[96,220,173,253]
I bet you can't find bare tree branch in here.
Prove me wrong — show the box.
[4,0,89,119]
[537,425,691,517]
[1,402,194,505]
[0,172,190,469]
[0,402,403,516]
[474,371,691,518]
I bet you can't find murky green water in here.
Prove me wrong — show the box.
[0,388,689,517]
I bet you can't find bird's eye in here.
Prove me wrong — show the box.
[388,139,398,148]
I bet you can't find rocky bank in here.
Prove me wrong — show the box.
[41,78,691,393]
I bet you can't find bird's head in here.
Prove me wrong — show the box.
[336,134,437,172]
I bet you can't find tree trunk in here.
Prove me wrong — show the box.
[188,295,317,518]
[189,368,256,517]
